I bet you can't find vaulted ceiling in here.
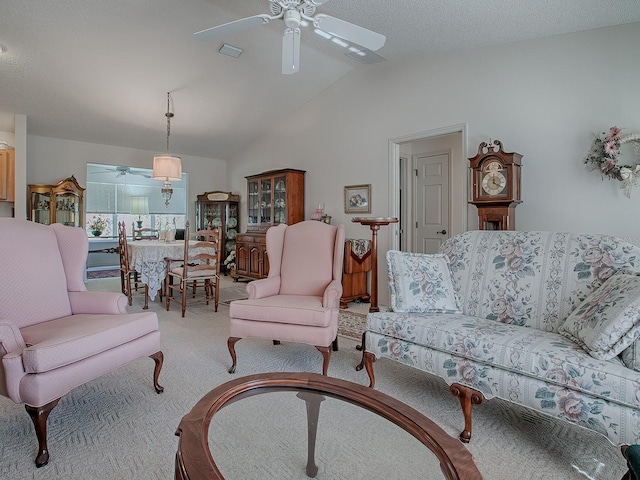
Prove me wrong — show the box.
[1,0,638,160]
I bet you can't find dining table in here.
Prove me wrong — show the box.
[127,240,189,309]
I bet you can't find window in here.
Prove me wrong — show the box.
[85,163,187,237]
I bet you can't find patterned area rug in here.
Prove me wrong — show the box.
[86,268,120,279]
[337,309,366,341]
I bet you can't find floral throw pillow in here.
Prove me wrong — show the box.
[386,251,462,314]
[559,273,640,360]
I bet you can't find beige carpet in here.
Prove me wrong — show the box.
[0,276,628,479]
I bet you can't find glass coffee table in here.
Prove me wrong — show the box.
[175,372,482,479]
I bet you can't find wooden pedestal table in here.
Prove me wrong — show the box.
[351,217,398,313]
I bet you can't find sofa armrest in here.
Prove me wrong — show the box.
[247,277,281,299]
[323,279,343,309]
[0,321,26,355]
[68,291,128,314]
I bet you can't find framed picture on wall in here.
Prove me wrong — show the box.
[344,184,371,214]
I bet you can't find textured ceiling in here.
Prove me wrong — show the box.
[0,0,639,159]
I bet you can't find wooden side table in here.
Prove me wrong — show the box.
[351,217,398,313]
[340,239,372,309]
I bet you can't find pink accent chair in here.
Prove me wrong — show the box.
[228,221,345,375]
[0,219,164,467]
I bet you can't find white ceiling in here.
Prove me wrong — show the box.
[1,0,639,160]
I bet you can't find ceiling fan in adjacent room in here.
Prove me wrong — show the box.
[93,166,151,178]
[194,0,386,74]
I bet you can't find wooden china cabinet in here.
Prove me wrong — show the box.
[28,176,85,227]
[195,191,240,274]
[234,168,305,281]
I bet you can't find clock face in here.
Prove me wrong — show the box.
[481,171,507,195]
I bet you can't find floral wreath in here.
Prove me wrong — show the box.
[584,126,640,197]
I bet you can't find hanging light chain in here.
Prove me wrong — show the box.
[165,92,174,154]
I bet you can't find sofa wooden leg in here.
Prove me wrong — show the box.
[25,398,60,468]
[316,345,331,375]
[449,383,484,443]
[149,351,164,393]
[228,337,241,373]
[332,336,339,351]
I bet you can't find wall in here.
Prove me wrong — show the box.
[25,135,229,229]
[227,23,640,304]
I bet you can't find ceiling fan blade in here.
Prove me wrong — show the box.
[304,0,332,6]
[282,28,301,75]
[194,14,271,41]
[314,14,385,51]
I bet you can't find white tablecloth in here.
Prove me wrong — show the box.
[128,240,187,301]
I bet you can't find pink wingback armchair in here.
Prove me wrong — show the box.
[228,221,345,375]
[0,219,164,467]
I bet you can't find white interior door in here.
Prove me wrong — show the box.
[414,152,450,253]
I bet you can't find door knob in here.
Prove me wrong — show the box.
[437,229,447,235]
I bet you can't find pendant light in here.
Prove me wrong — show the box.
[152,92,182,207]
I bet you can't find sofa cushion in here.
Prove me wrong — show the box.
[559,273,640,360]
[386,251,462,314]
[366,311,638,408]
[229,295,331,327]
[20,312,159,373]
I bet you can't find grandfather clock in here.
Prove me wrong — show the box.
[469,140,522,230]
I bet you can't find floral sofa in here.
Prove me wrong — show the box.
[359,230,640,446]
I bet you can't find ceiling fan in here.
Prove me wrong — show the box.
[93,166,151,178]
[194,0,386,74]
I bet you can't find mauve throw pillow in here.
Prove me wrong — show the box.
[559,273,640,360]
[386,251,462,314]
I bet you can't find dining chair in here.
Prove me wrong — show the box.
[118,221,148,306]
[132,224,159,241]
[228,221,345,375]
[164,222,223,317]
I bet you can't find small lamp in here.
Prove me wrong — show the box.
[153,92,182,207]
[130,196,149,229]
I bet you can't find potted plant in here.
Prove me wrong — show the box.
[88,216,108,237]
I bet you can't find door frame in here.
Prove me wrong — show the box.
[388,123,468,251]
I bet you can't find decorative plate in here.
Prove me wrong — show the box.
[227,217,237,228]
[212,218,221,227]
[228,229,237,239]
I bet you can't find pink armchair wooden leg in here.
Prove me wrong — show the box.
[25,398,60,468]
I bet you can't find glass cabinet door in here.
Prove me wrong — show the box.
[30,190,51,225]
[225,203,238,259]
[247,180,259,228]
[260,178,272,225]
[54,192,80,227]
[273,175,286,225]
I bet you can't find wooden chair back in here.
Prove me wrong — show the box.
[164,221,223,317]
[132,224,159,241]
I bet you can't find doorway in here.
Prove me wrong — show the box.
[388,124,468,252]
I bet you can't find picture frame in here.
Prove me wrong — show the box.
[344,184,371,214]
